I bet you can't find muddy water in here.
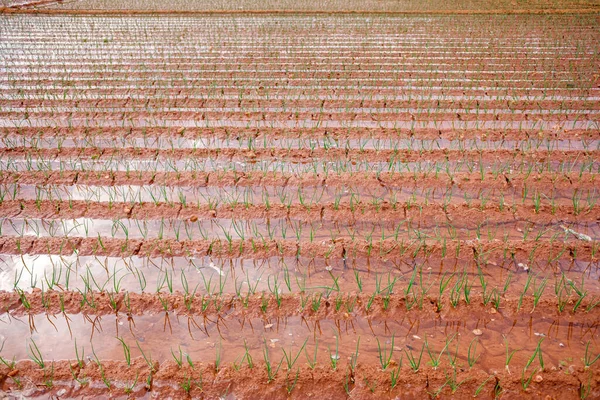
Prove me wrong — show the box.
[2,253,599,306]
[1,158,597,175]
[2,217,599,247]
[3,92,600,101]
[2,136,597,151]
[0,309,596,375]
[1,118,598,130]
[0,11,598,397]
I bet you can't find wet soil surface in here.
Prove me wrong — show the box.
[1,11,600,400]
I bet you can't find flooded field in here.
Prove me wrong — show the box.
[0,6,599,399]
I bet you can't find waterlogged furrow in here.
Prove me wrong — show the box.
[4,98,600,114]
[5,70,599,81]
[3,48,596,61]
[4,106,599,117]
[2,80,596,92]
[2,69,597,85]
[1,309,596,379]
[3,46,596,58]
[3,214,598,243]
[3,119,597,129]
[3,38,594,49]
[1,251,597,298]
[4,87,598,101]
[2,77,595,89]
[2,110,598,126]
[2,48,597,60]
[2,136,598,152]
[4,92,600,102]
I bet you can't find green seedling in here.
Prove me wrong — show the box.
[282,338,308,371]
[376,334,395,370]
[405,341,426,372]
